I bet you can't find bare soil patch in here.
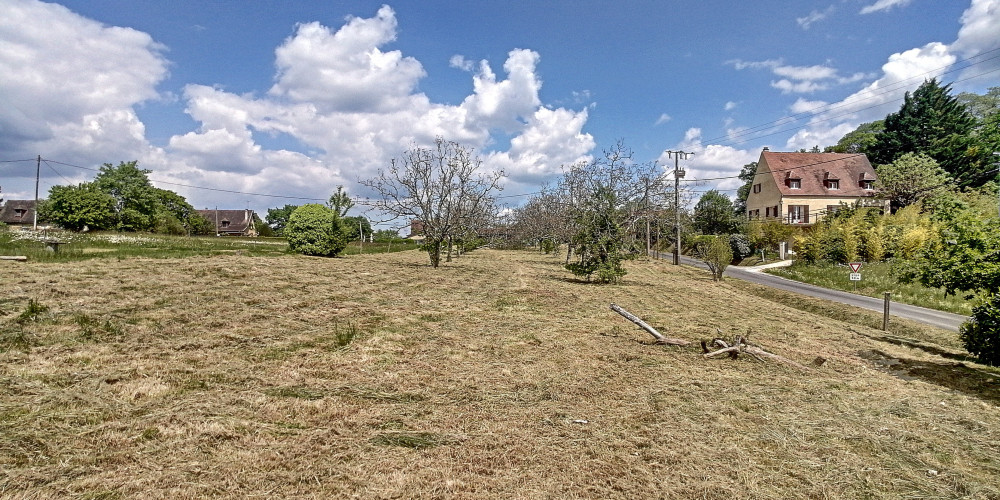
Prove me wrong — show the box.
[2,250,999,498]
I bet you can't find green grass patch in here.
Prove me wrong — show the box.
[340,239,421,255]
[767,260,972,315]
[0,230,289,262]
[370,431,460,449]
[264,385,325,400]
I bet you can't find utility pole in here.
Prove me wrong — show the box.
[644,176,651,258]
[33,155,40,230]
[665,150,693,265]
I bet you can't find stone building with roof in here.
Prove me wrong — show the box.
[196,209,258,236]
[744,148,888,225]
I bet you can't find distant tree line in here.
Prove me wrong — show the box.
[39,161,214,235]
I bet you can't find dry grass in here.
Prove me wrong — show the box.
[1,249,999,499]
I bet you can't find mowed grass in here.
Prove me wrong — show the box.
[0,229,421,262]
[768,261,973,316]
[2,249,999,498]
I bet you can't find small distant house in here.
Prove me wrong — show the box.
[0,200,39,228]
[196,209,258,237]
[407,219,425,240]
[744,148,887,225]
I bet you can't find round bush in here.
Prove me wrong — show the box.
[285,204,348,257]
[960,292,1000,366]
[728,233,752,261]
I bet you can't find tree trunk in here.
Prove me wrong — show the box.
[446,236,453,262]
[427,240,442,267]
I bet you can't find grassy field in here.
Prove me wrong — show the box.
[767,261,973,316]
[0,229,421,262]
[2,249,999,498]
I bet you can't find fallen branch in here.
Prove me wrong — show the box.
[702,330,811,371]
[1,256,28,261]
[610,303,690,346]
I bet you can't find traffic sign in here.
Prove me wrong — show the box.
[849,262,863,273]
[850,272,861,281]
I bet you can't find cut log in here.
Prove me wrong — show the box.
[1,256,28,261]
[609,303,690,346]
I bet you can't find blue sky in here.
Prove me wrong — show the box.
[1,0,998,229]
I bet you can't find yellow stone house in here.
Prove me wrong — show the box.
[744,148,888,225]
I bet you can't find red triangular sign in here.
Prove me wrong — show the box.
[849,262,862,273]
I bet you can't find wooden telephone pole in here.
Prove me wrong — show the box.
[664,150,693,265]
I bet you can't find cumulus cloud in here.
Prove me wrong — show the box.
[661,128,758,195]
[783,42,956,150]
[0,2,596,212]
[724,101,738,111]
[949,0,1000,86]
[796,5,835,29]
[268,7,426,113]
[860,0,913,15]
[0,0,168,167]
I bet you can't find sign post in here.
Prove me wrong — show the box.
[849,262,862,291]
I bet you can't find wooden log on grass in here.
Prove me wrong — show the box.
[1,256,28,262]
[609,303,690,346]
[702,333,811,371]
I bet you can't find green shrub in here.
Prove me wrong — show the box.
[695,235,733,281]
[960,292,1000,366]
[729,234,752,261]
[285,204,348,257]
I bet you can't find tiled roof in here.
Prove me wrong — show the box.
[196,209,254,233]
[763,152,879,197]
[0,200,37,224]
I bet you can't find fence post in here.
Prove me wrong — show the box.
[883,292,890,331]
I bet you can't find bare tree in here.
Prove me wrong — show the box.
[363,138,504,267]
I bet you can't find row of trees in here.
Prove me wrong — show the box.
[505,142,689,283]
[39,161,214,234]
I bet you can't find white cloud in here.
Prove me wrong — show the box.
[0,2,596,213]
[797,5,835,29]
[730,59,857,94]
[654,113,672,125]
[0,0,167,164]
[268,7,426,113]
[949,0,1000,87]
[449,54,474,71]
[724,101,738,111]
[662,128,758,195]
[783,42,956,150]
[486,106,594,185]
[860,0,913,15]
[789,98,828,114]
[771,79,827,94]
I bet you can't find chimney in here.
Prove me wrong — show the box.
[762,147,769,151]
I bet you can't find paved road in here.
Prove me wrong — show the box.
[663,253,968,332]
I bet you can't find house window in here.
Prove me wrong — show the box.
[788,205,809,224]
[221,220,230,228]
[13,209,26,219]
[788,179,801,189]
[753,183,761,194]
[765,207,771,217]
[826,179,839,190]
[861,180,874,190]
